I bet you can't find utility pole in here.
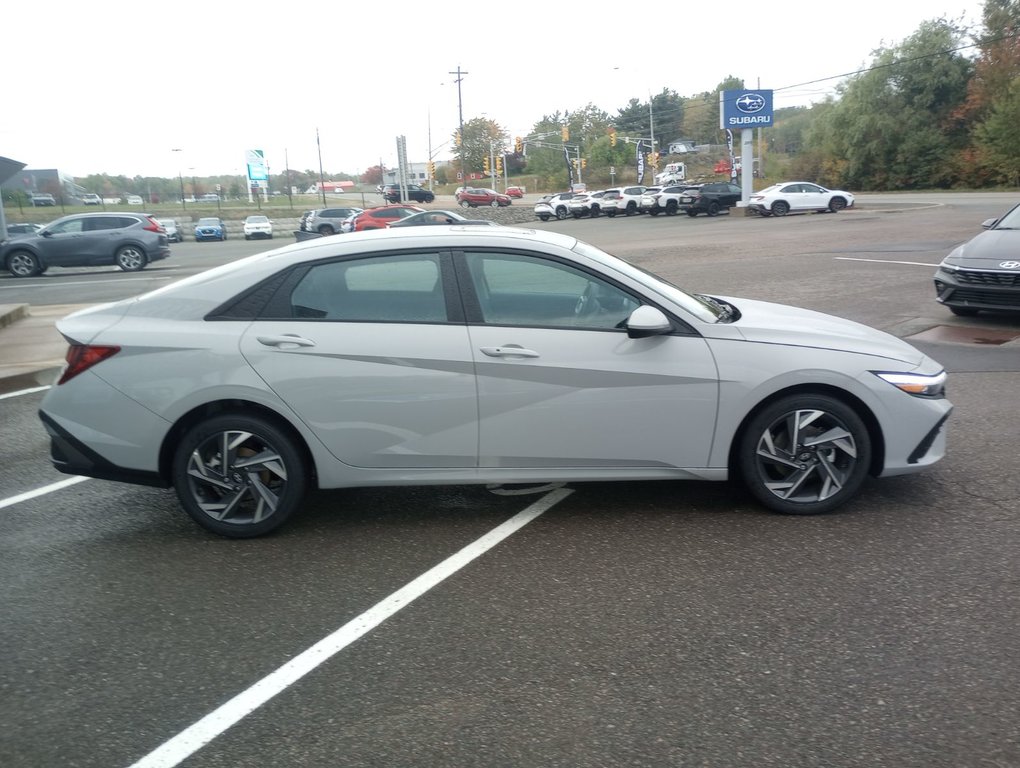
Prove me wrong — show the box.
[316,128,327,206]
[449,66,468,189]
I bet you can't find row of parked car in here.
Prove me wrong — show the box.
[535,181,856,222]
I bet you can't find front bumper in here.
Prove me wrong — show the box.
[934,265,1020,312]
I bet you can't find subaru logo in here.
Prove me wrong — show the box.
[735,94,766,114]
[1000,261,1020,269]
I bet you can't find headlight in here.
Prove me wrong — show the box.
[873,370,947,398]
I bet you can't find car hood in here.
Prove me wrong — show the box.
[710,296,926,366]
[944,229,1020,267]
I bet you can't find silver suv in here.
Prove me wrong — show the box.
[302,207,364,235]
[1,212,171,277]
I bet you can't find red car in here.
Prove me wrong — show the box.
[350,205,424,231]
[456,187,511,208]
[505,186,524,198]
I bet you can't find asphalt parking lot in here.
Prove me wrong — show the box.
[2,193,1019,768]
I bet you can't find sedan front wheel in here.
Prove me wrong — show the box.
[738,394,871,515]
[173,414,307,538]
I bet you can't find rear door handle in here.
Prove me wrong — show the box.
[257,334,316,348]
[480,345,540,358]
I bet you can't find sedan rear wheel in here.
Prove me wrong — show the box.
[7,250,41,277]
[707,201,721,216]
[116,245,148,272]
[173,414,307,538]
[555,207,568,220]
[771,201,790,217]
[739,394,871,515]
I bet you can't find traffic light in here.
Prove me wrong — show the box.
[483,156,491,175]
[649,152,660,169]
[455,131,462,147]
[581,158,587,169]
[561,125,569,142]
[495,156,503,174]
[514,136,523,153]
[609,127,617,147]
[572,158,579,169]
[427,161,435,178]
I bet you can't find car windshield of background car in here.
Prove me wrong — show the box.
[994,205,1020,229]
[572,240,720,323]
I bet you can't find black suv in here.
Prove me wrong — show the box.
[678,182,743,217]
[381,184,435,204]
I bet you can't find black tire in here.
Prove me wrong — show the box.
[460,200,471,209]
[244,235,251,240]
[625,201,637,216]
[173,413,308,538]
[771,201,790,217]
[555,206,568,220]
[426,194,435,203]
[7,250,41,277]
[739,394,871,516]
[686,210,698,218]
[949,305,979,316]
[707,201,721,217]
[829,197,847,212]
[116,245,148,272]
[538,214,550,221]
[318,225,336,235]
[649,210,659,216]
[665,201,678,215]
[590,206,600,218]
[490,199,500,208]
[606,211,616,218]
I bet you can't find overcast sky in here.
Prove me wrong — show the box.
[2,1,986,179]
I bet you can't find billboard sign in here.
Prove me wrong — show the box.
[720,90,774,129]
[246,149,268,181]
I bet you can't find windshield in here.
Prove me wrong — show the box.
[993,204,1020,230]
[571,241,722,323]
[197,218,219,226]
[247,216,269,223]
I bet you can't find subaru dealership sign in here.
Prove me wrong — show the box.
[720,90,774,128]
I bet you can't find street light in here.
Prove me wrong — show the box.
[171,148,186,211]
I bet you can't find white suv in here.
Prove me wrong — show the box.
[600,186,646,217]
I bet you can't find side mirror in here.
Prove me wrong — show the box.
[981,218,997,229]
[626,305,672,338]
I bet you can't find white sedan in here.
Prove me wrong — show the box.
[39,226,950,537]
[242,215,274,240]
[748,182,855,217]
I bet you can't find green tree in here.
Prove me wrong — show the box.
[806,19,971,189]
[681,76,743,146]
[453,117,507,179]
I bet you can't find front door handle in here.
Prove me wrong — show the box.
[257,334,317,349]
[480,345,540,358]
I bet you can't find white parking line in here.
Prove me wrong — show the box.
[126,486,574,768]
[0,475,90,509]
[0,384,52,400]
[834,257,939,267]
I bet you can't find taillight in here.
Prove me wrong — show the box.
[142,216,162,233]
[57,344,120,385]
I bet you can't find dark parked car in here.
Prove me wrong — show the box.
[381,184,435,204]
[1,212,170,276]
[934,202,1020,316]
[5,222,44,238]
[677,182,743,217]
[303,208,364,235]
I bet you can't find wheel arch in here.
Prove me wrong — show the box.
[158,399,318,487]
[726,383,885,478]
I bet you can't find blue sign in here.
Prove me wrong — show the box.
[720,89,774,129]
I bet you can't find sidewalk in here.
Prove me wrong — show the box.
[0,303,88,393]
